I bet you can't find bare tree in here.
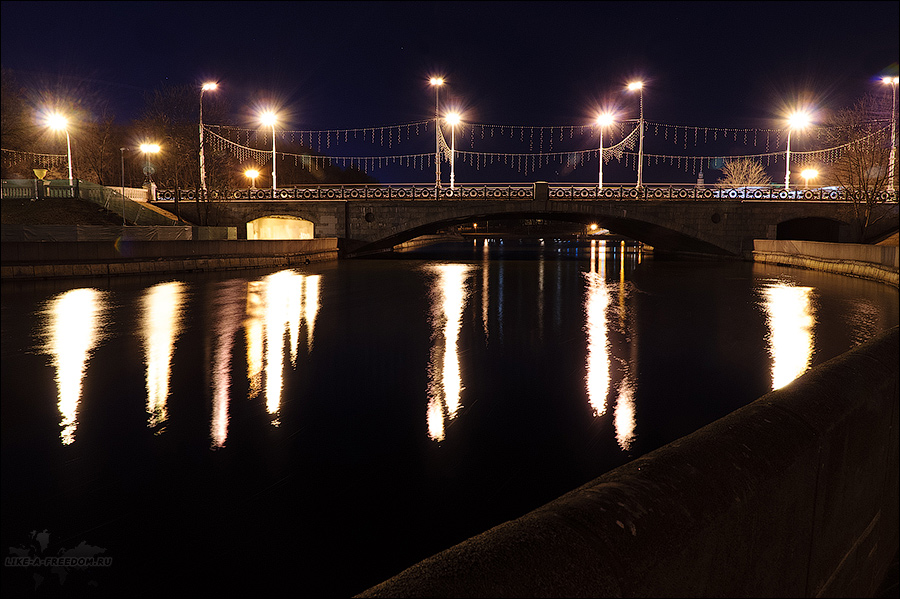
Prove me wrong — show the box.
[818,93,893,241]
[716,158,772,188]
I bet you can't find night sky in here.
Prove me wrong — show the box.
[2,0,898,184]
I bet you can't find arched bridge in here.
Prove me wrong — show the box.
[156,182,900,257]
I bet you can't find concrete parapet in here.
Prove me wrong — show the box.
[357,326,899,598]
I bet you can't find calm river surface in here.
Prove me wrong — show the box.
[2,239,897,598]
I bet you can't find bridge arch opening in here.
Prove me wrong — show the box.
[246,215,314,240]
[776,217,849,243]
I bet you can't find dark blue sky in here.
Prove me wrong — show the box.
[2,1,898,184]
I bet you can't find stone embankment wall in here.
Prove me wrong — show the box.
[357,326,899,598]
[1,236,339,280]
[753,239,899,287]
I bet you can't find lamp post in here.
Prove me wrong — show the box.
[430,77,444,193]
[46,113,73,184]
[199,82,217,194]
[785,111,811,191]
[627,81,644,188]
[596,113,614,190]
[801,168,819,189]
[260,112,277,193]
[883,76,899,193]
[140,143,161,201]
[446,112,460,190]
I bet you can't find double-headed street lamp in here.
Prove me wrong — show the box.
[199,82,217,194]
[883,76,899,193]
[785,111,811,191]
[627,81,644,188]
[430,77,445,191]
[596,113,614,190]
[260,111,277,192]
[446,111,461,190]
[46,113,73,183]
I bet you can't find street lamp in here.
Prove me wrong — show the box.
[140,143,161,202]
[785,111,811,191]
[446,111,461,190]
[245,169,259,188]
[120,147,126,225]
[801,168,819,189]
[430,77,444,192]
[627,81,644,188]
[46,113,73,183]
[596,113,614,190]
[883,76,899,193]
[199,82,217,194]
[260,111,277,193]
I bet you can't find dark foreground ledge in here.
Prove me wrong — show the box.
[357,326,899,598]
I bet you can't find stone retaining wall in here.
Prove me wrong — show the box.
[357,326,899,598]
[753,239,899,287]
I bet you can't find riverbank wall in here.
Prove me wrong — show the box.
[1,229,339,280]
[752,239,899,287]
[357,325,899,598]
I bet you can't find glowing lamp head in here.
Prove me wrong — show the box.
[202,82,218,91]
[801,169,819,180]
[140,143,160,154]
[883,76,900,85]
[245,169,259,179]
[627,81,643,91]
[430,77,444,86]
[47,113,68,131]
[596,113,614,127]
[788,111,811,130]
[445,112,461,126]
[260,112,277,127]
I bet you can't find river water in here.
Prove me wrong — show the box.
[1,239,897,597]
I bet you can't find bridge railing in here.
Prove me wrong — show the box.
[149,182,899,203]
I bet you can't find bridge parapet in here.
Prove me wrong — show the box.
[151,182,899,203]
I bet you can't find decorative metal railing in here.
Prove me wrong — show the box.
[151,183,899,203]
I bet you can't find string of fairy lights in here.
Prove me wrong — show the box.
[203,117,890,177]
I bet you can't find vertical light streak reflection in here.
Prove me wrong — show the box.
[585,241,610,417]
[760,282,816,389]
[482,240,490,343]
[425,263,472,441]
[303,275,320,352]
[142,281,186,433]
[243,270,318,425]
[43,288,108,445]
[614,380,636,450]
[209,280,245,449]
[245,280,265,399]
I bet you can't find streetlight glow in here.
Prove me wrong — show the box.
[260,111,278,192]
[446,111,461,189]
[430,77,445,193]
[627,81,645,188]
[244,169,259,190]
[801,168,819,188]
[785,110,812,191]
[46,113,73,183]
[199,82,218,192]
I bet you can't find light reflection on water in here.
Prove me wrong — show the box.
[759,281,816,389]
[141,281,187,433]
[40,287,108,445]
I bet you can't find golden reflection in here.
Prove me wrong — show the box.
[614,380,636,450]
[209,280,246,449]
[142,281,187,433]
[43,288,108,445]
[243,269,319,425]
[760,281,816,389]
[425,264,472,441]
[482,241,490,342]
[585,241,610,417]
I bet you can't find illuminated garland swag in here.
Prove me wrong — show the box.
[201,119,891,176]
